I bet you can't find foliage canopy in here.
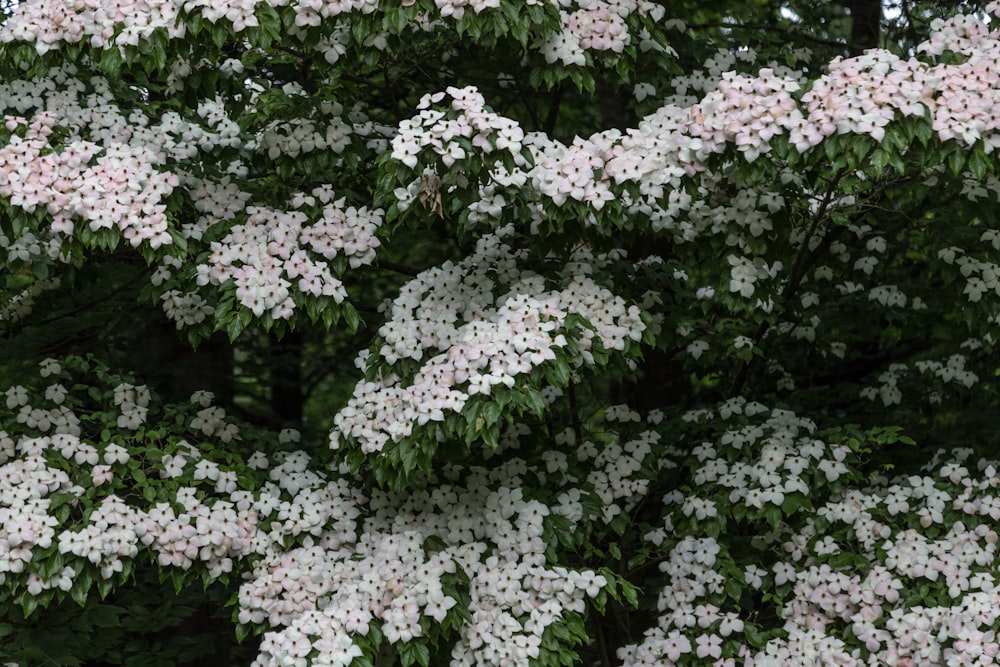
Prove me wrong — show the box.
[3,0,1000,665]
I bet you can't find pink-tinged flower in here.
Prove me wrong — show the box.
[774,562,797,585]
[92,465,114,486]
[696,633,723,659]
[662,631,692,661]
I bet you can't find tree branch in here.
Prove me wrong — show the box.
[685,21,852,52]
[22,267,147,329]
[379,260,422,277]
[728,163,855,396]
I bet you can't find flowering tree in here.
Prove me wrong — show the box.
[4,0,1000,665]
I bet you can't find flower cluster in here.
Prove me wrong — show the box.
[0,0,667,68]
[255,111,356,161]
[937,243,1000,304]
[0,277,61,323]
[154,96,243,160]
[0,61,395,338]
[690,69,803,160]
[1,358,622,667]
[137,488,257,576]
[389,12,1000,242]
[0,435,72,584]
[6,379,80,436]
[248,465,608,667]
[0,429,260,584]
[859,348,982,408]
[527,131,620,209]
[621,402,1000,666]
[390,86,526,205]
[0,0,184,53]
[727,255,782,299]
[0,69,178,260]
[0,359,269,602]
[573,406,663,522]
[189,192,382,321]
[332,230,645,454]
[113,383,150,429]
[566,2,630,53]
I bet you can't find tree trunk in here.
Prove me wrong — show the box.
[269,330,304,426]
[848,0,881,53]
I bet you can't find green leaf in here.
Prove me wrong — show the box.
[368,623,383,647]
[870,148,889,173]
[548,358,571,385]
[343,303,363,332]
[400,642,430,667]
[97,577,114,599]
[481,422,500,449]
[100,48,123,77]
[968,148,991,179]
[620,581,639,608]
[188,11,204,34]
[171,570,186,595]
[70,579,89,607]
[780,493,809,515]
[914,118,933,144]
[763,506,782,530]
[626,549,648,571]
[947,147,966,176]
[521,388,546,416]
[89,605,125,628]
[745,623,766,648]
[480,400,502,426]
[725,577,743,601]
[226,316,245,341]
[21,594,39,617]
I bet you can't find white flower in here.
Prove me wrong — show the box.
[773,562,797,585]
